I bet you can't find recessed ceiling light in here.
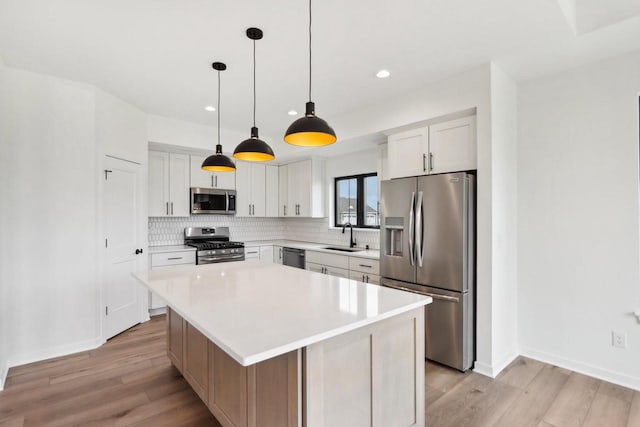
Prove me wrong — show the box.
[204,105,216,112]
[288,110,298,116]
[376,69,391,79]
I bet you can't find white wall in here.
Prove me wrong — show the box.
[518,51,640,389]
[1,67,102,368]
[0,55,9,389]
[489,64,519,372]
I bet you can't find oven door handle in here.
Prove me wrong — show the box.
[199,254,245,263]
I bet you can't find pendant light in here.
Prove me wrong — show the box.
[284,0,336,147]
[202,62,236,172]
[233,28,275,162]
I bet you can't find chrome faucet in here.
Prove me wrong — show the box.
[342,222,357,248]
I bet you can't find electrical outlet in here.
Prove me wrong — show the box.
[612,331,627,349]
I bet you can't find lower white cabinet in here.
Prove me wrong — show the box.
[259,246,274,263]
[306,262,350,279]
[149,250,196,313]
[245,247,260,260]
[273,245,283,264]
[349,270,381,285]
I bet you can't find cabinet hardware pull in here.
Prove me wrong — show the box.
[284,205,286,216]
[362,274,365,281]
[359,264,372,268]
[215,176,218,187]
[167,257,183,260]
[423,153,426,172]
[166,202,169,215]
[171,202,174,215]
[366,275,370,282]
[429,153,434,171]
[212,176,214,187]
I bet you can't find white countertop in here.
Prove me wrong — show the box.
[133,261,430,366]
[243,240,380,260]
[148,245,196,254]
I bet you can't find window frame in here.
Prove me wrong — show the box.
[334,172,379,229]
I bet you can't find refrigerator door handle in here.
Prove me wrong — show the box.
[422,292,459,303]
[409,191,415,266]
[415,191,424,267]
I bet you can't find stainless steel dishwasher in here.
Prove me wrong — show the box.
[283,247,305,269]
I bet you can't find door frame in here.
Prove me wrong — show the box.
[98,154,149,343]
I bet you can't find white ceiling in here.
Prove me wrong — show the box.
[1,0,640,154]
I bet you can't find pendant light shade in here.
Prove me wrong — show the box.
[284,0,336,147]
[233,28,275,162]
[202,62,236,172]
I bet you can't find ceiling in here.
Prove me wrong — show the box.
[1,0,640,157]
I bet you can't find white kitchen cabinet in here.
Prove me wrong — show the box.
[387,127,428,179]
[273,245,283,264]
[259,245,274,263]
[307,262,349,279]
[189,154,235,190]
[149,150,190,217]
[245,247,260,260]
[278,165,289,217]
[265,165,279,217]
[428,116,476,174]
[149,249,196,314]
[235,162,266,217]
[282,159,325,218]
[349,270,381,285]
[386,115,477,179]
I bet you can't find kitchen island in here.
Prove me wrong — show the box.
[133,260,431,427]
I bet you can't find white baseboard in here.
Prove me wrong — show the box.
[7,337,103,374]
[473,351,518,378]
[0,363,8,391]
[520,346,640,391]
[148,307,166,317]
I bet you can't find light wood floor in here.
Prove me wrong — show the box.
[0,316,638,427]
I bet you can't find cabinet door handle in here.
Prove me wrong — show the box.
[362,274,365,282]
[166,202,169,215]
[429,153,434,171]
[215,176,218,187]
[366,275,370,283]
[359,264,372,268]
[171,202,174,215]
[249,204,252,215]
[283,205,286,216]
[167,257,183,260]
[423,153,426,172]
[212,176,214,187]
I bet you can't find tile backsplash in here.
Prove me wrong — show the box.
[148,216,380,249]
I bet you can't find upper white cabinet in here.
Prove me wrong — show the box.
[265,165,279,217]
[278,165,289,217]
[282,159,325,218]
[428,116,477,174]
[386,115,476,179]
[235,162,266,217]
[387,127,429,179]
[149,150,190,217]
[189,155,235,190]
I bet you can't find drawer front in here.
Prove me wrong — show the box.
[349,271,381,285]
[348,257,380,275]
[325,266,350,279]
[245,248,260,260]
[151,251,196,267]
[306,251,349,269]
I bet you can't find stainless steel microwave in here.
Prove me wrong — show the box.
[190,188,236,215]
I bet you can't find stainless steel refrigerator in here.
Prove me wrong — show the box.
[380,172,475,371]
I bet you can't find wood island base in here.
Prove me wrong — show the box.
[166,306,425,427]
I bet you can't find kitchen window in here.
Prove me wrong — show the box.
[334,173,379,229]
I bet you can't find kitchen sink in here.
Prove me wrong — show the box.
[323,246,364,253]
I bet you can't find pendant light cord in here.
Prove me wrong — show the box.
[217,70,221,146]
[308,0,312,102]
[253,39,257,128]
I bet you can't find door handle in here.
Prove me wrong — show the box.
[166,202,169,215]
[423,153,426,172]
[366,275,370,282]
[408,192,415,266]
[415,191,424,267]
[212,176,214,188]
[135,248,143,255]
[215,176,218,187]
[284,205,287,216]
[171,202,174,215]
[429,153,434,171]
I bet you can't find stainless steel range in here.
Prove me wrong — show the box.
[184,227,245,265]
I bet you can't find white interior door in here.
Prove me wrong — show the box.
[103,156,143,339]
